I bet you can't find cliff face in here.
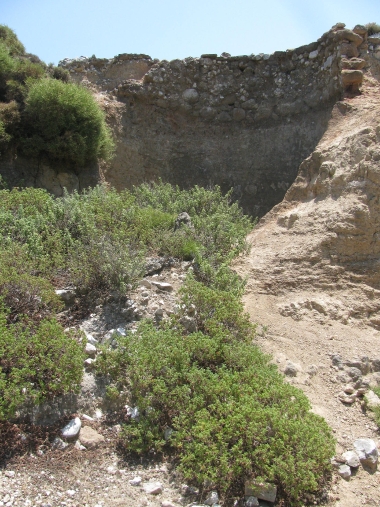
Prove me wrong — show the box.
[1,24,377,217]
[60,26,346,216]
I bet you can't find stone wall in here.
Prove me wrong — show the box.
[2,24,378,216]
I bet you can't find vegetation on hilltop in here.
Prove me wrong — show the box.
[0,25,114,165]
[0,182,335,505]
[366,22,380,35]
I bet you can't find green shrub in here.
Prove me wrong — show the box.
[98,317,334,505]
[366,22,380,35]
[21,79,114,165]
[47,63,70,83]
[0,101,20,147]
[0,304,85,420]
[0,244,62,323]
[0,25,25,56]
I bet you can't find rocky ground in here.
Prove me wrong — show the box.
[234,55,380,506]
[1,38,380,507]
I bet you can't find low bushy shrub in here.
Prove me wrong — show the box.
[98,320,334,505]
[21,79,114,165]
[366,22,380,35]
[0,244,61,323]
[0,25,25,57]
[0,304,85,420]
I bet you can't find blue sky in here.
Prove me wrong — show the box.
[2,0,379,64]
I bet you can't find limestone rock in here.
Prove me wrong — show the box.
[354,438,379,470]
[174,212,192,231]
[338,464,351,479]
[341,70,363,91]
[143,481,163,495]
[79,426,105,449]
[365,390,380,410]
[85,342,97,357]
[245,480,277,503]
[61,417,81,439]
[205,491,219,505]
[152,281,173,292]
[182,89,199,104]
[245,497,259,507]
[342,450,360,468]
[129,476,142,486]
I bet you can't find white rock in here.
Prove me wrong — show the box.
[309,49,319,59]
[143,481,163,495]
[354,438,379,470]
[205,491,219,505]
[81,414,94,421]
[342,450,360,468]
[125,405,140,421]
[85,343,97,356]
[365,390,380,410]
[338,464,351,479]
[66,490,76,496]
[129,476,142,486]
[245,498,259,507]
[152,281,173,292]
[74,440,86,451]
[4,471,15,478]
[182,88,199,103]
[85,332,98,345]
[116,327,126,337]
[161,502,176,507]
[61,417,81,439]
[140,279,152,289]
[107,466,117,475]
[52,437,69,450]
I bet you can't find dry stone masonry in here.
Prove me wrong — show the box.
[1,24,380,217]
[54,23,378,216]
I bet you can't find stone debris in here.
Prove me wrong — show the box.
[245,497,259,507]
[245,480,277,503]
[365,390,380,410]
[338,464,351,479]
[354,438,379,470]
[143,481,163,495]
[284,361,298,377]
[151,281,173,292]
[51,437,69,450]
[129,476,142,486]
[204,491,219,505]
[85,342,97,356]
[342,450,360,468]
[174,212,192,231]
[61,417,81,439]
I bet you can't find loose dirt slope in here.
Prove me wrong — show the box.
[235,57,380,505]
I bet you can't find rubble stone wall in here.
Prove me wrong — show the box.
[2,24,378,216]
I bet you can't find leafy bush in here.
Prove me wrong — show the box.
[0,101,20,147]
[366,22,380,35]
[21,79,115,165]
[0,25,25,56]
[0,244,61,323]
[98,316,334,505]
[0,304,85,420]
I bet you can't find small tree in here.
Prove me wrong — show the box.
[21,79,114,165]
